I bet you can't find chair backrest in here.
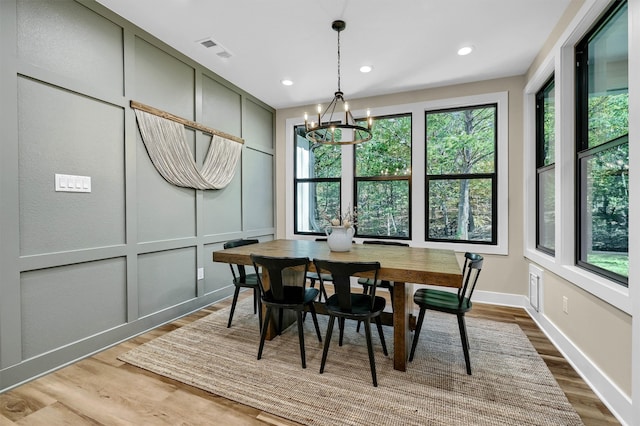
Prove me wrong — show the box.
[250,255,310,303]
[458,252,483,308]
[223,239,259,282]
[362,240,409,247]
[313,259,380,311]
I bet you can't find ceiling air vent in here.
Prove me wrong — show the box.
[200,39,217,48]
[197,37,232,59]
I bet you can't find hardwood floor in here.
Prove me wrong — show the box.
[0,292,620,425]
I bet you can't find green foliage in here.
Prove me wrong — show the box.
[426,107,495,175]
[583,142,628,265]
[355,115,411,176]
[588,93,628,149]
[357,180,409,237]
[579,91,628,278]
[542,81,555,165]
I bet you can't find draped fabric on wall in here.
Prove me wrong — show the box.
[134,109,242,190]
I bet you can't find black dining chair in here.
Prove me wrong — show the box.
[313,259,388,386]
[355,240,409,332]
[223,239,261,330]
[409,252,483,375]
[250,254,322,369]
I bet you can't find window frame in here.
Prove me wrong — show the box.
[292,124,341,236]
[353,112,413,240]
[574,0,628,286]
[535,75,556,255]
[424,103,499,246]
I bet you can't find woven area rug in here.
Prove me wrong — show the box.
[119,298,583,425]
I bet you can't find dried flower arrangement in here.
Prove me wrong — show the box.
[323,206,358,229]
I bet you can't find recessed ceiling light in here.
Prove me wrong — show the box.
[457,46,474,56]
[281,79,293,86]
[360,65,373,73]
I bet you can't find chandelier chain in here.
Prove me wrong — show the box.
[336,29,341,93]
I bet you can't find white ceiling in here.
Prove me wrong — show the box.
[96,0,572,110]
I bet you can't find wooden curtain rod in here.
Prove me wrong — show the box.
[130,100,244,144]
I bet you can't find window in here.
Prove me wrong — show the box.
[354,114,411,238]
[425,104,497,244]
[536,76,556,254]
[293,125,342,234]
[289,92,507,253]
[575,0,628,285]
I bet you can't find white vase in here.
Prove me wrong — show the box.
[325,226,354,252]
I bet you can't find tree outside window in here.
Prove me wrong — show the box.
[426,105,497,243]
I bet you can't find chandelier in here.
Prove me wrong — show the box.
[304,20,373,145]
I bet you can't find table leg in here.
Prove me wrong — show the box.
[392,281,413,371]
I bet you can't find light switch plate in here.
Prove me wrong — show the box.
[55,174,91,193]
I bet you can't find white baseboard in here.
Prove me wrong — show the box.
[473,290,632,426]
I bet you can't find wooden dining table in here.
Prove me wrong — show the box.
[212,239,462,371]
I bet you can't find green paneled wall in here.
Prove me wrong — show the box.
[0,0,274,391]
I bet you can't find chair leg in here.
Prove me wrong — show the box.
[257,297,263,332]
[363,319,378,387]
[457,314,472,375]
[374,316,388,356]
[319,280,329,302]
[296,310,306,369]
[277,308,284,335]
[338,317,345,346]
[320,316,336,374]
[227,286,241,328]
[356,285,369,333]
[257,307,272,360]
[409,307,427,362]
[308,302,322,342]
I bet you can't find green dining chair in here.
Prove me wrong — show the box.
[409,252,483,374]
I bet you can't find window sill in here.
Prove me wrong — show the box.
[524,248,631,314]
